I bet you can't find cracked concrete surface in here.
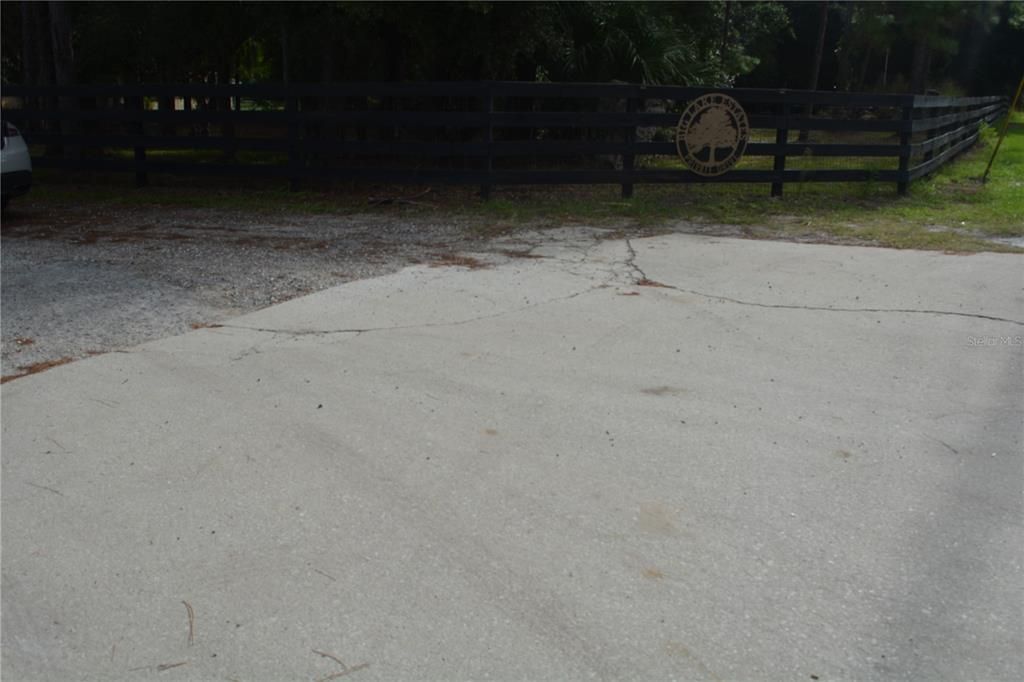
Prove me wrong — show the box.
[624,237,1024,325]
[2,233,1022,681]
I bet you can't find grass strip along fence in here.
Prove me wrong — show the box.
[1,81,1007,198]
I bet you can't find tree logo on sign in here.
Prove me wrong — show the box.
[676,94,749,177]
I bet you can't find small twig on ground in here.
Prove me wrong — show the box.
[26,481,64,496]
[131,661,190,673]
[312,650,346,667]
[312,650,370,681]
[182,601,195,646]
[316,663,370,682]
[312,568,337,582]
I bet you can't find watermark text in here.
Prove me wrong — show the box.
[967,335,1023,347]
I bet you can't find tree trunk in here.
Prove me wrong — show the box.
[910,40,931,94]
[857,47,872,91]
[18,2,43,142]
[280,24,290,85]
[21,1,53,87]
[958,12,987,94]
[720,1,732,69]
[807,2,828,91]
[49,1,76,157]
[320,36,335,83]
[20,2,35,85]
[799,1,828,142]
[48,1,73,86]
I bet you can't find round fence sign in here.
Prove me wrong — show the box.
[676,94,750,176]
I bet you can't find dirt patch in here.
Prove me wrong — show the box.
[2,357,75,384]
[428,254,493,270]
[640,386,686,396]
[498,249,544,259]
[3,220,340,252]
[637,278,671,288]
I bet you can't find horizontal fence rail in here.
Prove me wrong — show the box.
[1,82,1007,197]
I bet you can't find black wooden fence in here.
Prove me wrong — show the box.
[1,82,1007,197]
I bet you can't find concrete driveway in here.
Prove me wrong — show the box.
[2,232,1022,681]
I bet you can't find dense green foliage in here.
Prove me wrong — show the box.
[2,1,1022,95]
[739,0,1023,95]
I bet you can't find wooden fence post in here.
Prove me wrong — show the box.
[771,102,789,197]
[983,76,1024,183]
[62,92,80,161]
[924,98,949,168]
[621,96,636,199]
[129,95,148,188]
[897,102,913,196]
[480,84,493,200]
[43,91,61,159]
[222,91,237,162]
[76,94,98,159]
[13,83,1007,196]
[950,102,959,153]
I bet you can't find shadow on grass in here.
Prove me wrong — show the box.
[20,123,1024,253]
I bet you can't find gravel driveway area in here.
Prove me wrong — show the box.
[1,203,560,379]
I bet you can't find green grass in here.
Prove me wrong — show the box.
[102,148,290,165]
[462,121,1024,251]
[22,117,1024,253]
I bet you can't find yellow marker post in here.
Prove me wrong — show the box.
[982,74,1024,184]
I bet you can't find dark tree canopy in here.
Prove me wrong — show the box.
[2,1,1020,96]
[738,1,1024,96]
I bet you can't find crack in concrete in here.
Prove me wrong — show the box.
[219,284,603,338]
[220,237,626,341]
[623,239,1024,326]
[222,237,1021,342]
[623,237,647,282]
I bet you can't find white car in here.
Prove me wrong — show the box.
[1,120,32,209]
